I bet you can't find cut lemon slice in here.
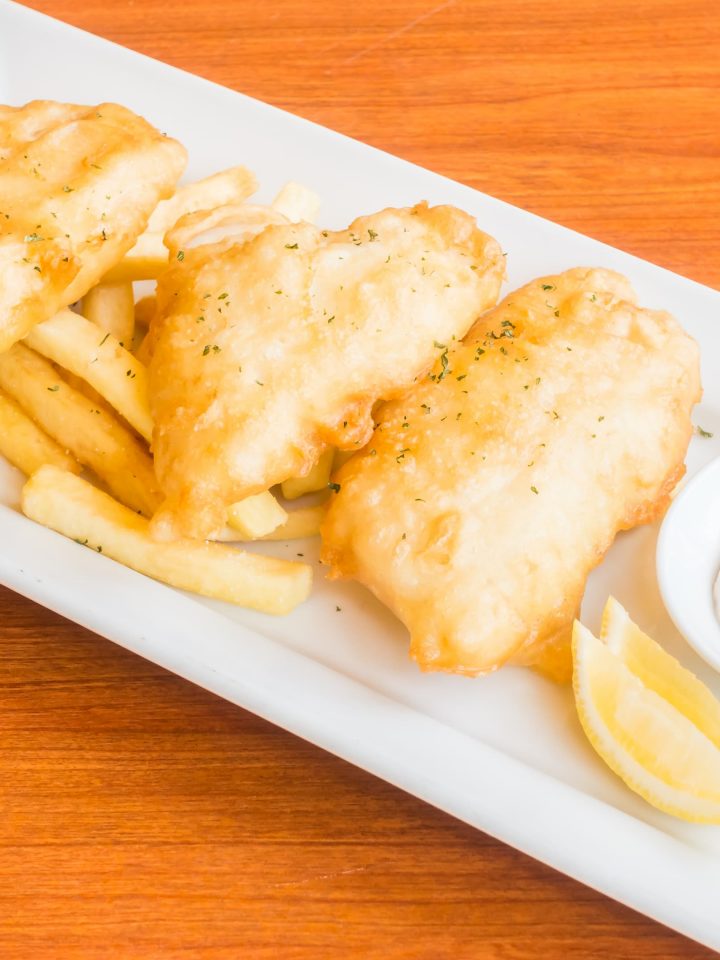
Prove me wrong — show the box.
[601,596,720,748]
[573,601,720,822]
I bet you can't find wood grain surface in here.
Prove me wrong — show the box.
[3,1,719,957]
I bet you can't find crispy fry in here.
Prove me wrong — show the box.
[22,466,312,615]
[24,307,153,442]
[134,296,157,329]
[271,181,320,223]
[82,281,135,344]
[147,166,258,233]
[207,525,249,543]
[130,297,156,359]
[213,501,328,542]
[103,167,259,282]
[164,203,286,258]
[101,231,168,282]
[132,297,156,357]
[0,388,80,476]
[0,343,160,516]
[134,328,155,367]
[226,491,288,539]
[281,449,335,500]
[59,370,107,408]
[260,502,327,541]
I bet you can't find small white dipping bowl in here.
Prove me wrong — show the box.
[657,454,720,674]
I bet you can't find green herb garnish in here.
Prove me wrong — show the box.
[437,350,450,381]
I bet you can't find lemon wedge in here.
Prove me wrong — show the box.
[573,599,720,822]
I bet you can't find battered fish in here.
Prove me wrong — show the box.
[0,100,186,350]
[148,203,504,540]
[321,268,701,678]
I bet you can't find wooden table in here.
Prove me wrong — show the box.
[3,2,719,957]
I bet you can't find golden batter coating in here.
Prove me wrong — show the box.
[321,268,701,678]
[148,202,504,540]
[0,100,186,350]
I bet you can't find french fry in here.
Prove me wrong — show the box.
[130,325,147,357]
[55,371,107,410]
[227,491,288,539]
[0,388,80,476]
[82,282,135,345]
[0,344,160,516]
[131,297,156,357]
[22,466,311,615]
[104,167,259,282]
[134,296,157,329]
[213,501,327,543]
[281,448,335,500]
[259,502,327,541]
[134,328,155,367]
[24,308,153,442]
[147,165,258,233]
[164,203,286,258]
[102,231,168,283]
[271,181,321,223]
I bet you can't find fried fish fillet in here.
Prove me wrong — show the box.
[148,203,504,540]
[0,100,186,350]
[321,268,701,678]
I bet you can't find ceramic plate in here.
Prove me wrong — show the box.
[2,1,720,948]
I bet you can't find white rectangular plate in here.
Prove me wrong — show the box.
[2,1,720,948]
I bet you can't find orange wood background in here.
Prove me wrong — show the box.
[3,1,720,957]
